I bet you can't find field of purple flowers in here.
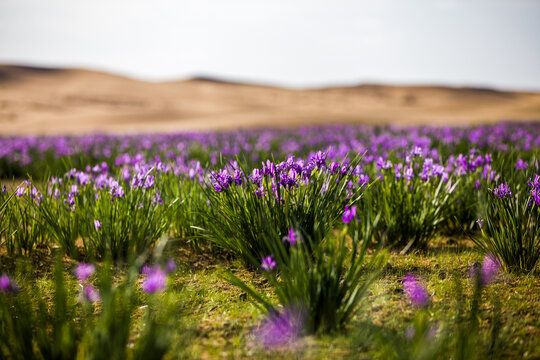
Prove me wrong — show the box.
[0,122,539,359]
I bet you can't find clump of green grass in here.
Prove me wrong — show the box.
[202,154,366,266]
[474,180,540,273]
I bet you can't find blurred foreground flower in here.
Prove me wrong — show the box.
[403,273,430,307]
[81,284,100,303]
[469,254,501,285]
[0,274,19,294]
[255,306,305,349]
[164,259,177,274]
[142,267,167,294]
[481,254,501,285]
[74,263,96,282]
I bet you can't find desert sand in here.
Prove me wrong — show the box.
[1,65,539,135]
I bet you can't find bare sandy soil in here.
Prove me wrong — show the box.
[1,65,539,135]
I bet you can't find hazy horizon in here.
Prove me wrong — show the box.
[1,0,539,91]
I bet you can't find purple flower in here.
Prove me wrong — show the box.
[283,228,299,246]
[394,163,403,179]
[143,175,155,189]
[261,255,277,272]
[476,218,484,229]
[312,151,327,168]
[404,167,414,181]
[358,174,369,187]
[330,162,340,174]
[234,169,243,185]
[15,184,26,197]
[164,259,177,274]
[81,285,100,303]
[0,274,19,294]
[142,267,167,294]
[74,263,96,282]
[515,159,528,170]
[94,219,101,231]
[110,181,125,200]
[376,157,392,170]
[405,324,438,340]
[481,254,500,285]
[152,192,163,204]
[65,193,76,208]
[255,185,266,198]
[211,169,233,192]
[403,273,430,307]
[492,183,512,199]
[121,168,131,181]
[342,205,357,224]
[141,264,152,275]
[527,174,540,206]
[531,189,540,206]
[250,169,263,185]
[255,306,305,348]
[411,146,423,158]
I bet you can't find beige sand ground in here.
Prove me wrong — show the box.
[1,65,539,135]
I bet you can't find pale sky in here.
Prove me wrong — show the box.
[1,0,539,90]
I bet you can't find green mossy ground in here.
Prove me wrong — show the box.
[2,238,537,359]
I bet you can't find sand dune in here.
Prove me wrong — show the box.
[1,65,539,135]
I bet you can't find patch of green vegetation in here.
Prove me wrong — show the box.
[1,241,538,359]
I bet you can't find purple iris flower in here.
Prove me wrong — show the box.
[141,264,153,275]
[110,181,125,200]
[255,306,305,348]
[15,184,26,197]
[481,254,501,285]
[143,175,155,189]
[404,168,414,181]
[283,228,299,246]
[312,151,326,168]
[475,180,481,190]
[142,267,167,294]
[0,274,19,294]
[376,157,392,170]
[515,159,528,170]
[152,192,163,204]
[411,146,423,157]
[255,185,266,198]
[74,263,96,282]
[164,259,177,274]
[250,169,263,185]
[94,219,101,231]
[234,169,243,185]
[358,174,369,187]
[403,273,430,307]
[342,205,357,224]
[492,183,512,199]
[528,175,540,206]
[82,285,100,303]
[476,218,484,229]
[262,255,277,272]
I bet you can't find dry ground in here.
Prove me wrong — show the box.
[1,65,540,135]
